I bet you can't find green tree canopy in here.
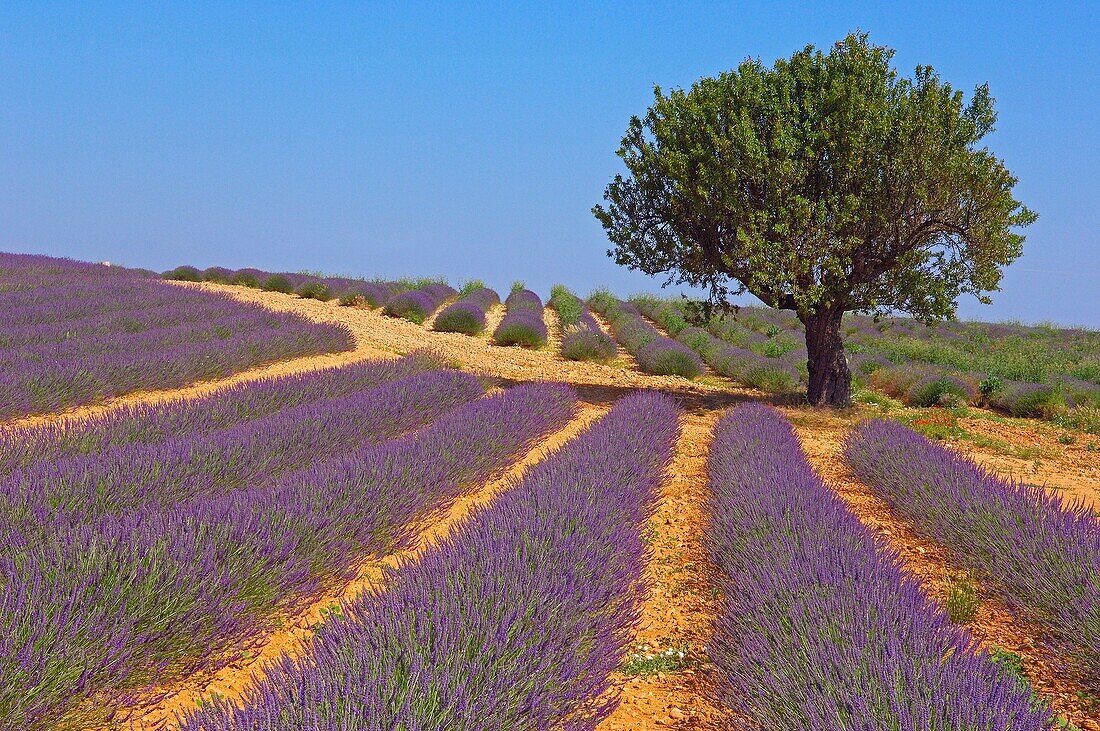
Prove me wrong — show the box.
[594,32,1035,406]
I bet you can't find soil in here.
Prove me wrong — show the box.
[596,411,733,731]
[21,281,1100,729]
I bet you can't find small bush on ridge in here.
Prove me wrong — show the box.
[200,267,234,283]
[296,282,331,301]
[261,275,295,294]
[433,303,486,335]
[164,266,201,282]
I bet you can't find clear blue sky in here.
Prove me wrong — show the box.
[2,2,1097,326]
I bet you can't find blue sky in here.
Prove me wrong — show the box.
[2,2,1097,326]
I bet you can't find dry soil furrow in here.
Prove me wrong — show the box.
[482,301,506,338]
[420,295,458,330]
[109,405,608,730]
[597,410,735,731]
[543,305,563,351]
[787,409,1100,729]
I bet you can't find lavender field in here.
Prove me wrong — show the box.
[3,255,1099,730]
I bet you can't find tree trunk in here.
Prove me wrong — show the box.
[801,307,852,407]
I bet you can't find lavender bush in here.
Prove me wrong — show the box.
[1,380,577,730]
[635,338,704,377]
[493,288,548,346]
[708,404,1054,728]
[846,418,1100,692]
[550,285,618,361]
[433,286,500,335]
[0,253,352,420]
[383,283,457,324]
[179,391,679,731]
[167,264,405,308]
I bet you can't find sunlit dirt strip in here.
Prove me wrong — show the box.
[481,301,507,340]
[107,404,608,731]
[597,411,739,731]
[419,294,458,330]
[787,411,1100,731]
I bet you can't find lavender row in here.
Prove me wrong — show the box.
[433,286,500,335]
[0,369,483,538]
[0,305,325,369]
[846,418,1100,692]
[631,296,802,392]
[0,253,353,420]
[0,294,243,347]
[493,287,548,347]
[0,351,443,475]
[383,282,458,324]
[707,404,1052,728]
[165,265,405,307]
[588,291,702,378]
[179,390,678,730]
[3,382,576,730]
[864,359,1100,416]
[549,284,617,361]
[0,325,351,421]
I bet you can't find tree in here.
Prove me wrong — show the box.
[593,33,1035,406]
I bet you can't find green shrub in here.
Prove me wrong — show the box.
[1062,406,1100,436]
[1010,387,1066,418]
[979,374,1004,399]
[200,267,233,283]
[511,280,526,294]
[163,266,201,282]
[744,363,800,393]
[231,273,259,288]
[909,378,970,408]
[261,275,294,294]
[944,575,980,623]
[586,289,618,314]
[988,647,1028,689]
[709,320,754,347]
[762,335,797,358]
[676,327,711,353]
[296,282,331,301]
[459,279,486,296]
[549,285,584,326]
[339,291,378,308]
